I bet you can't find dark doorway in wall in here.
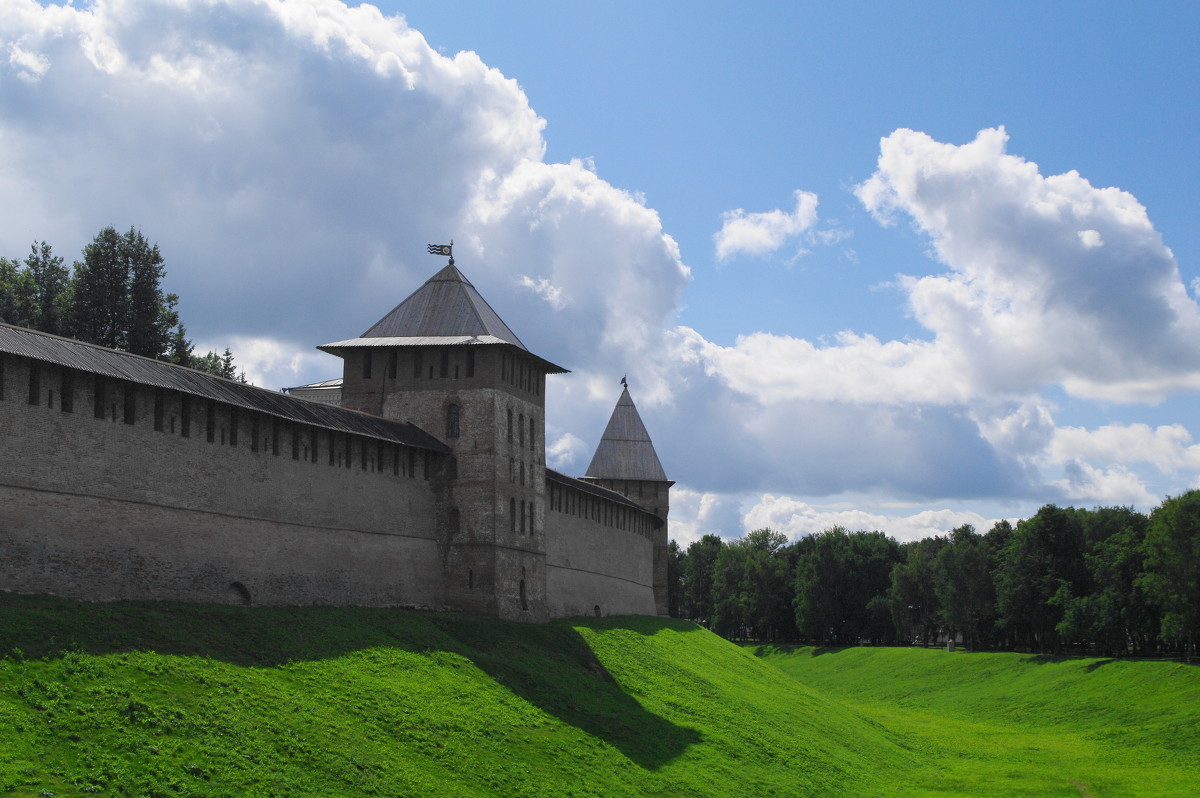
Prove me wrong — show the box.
[520,579,528,611]
[594,605,601,618]
[227,581,252,606]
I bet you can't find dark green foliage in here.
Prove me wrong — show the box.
[69,226,181,357]
[1055,507,1159,656]
[934,524,997,650]
[0,255,27,325]
[995,505,1090,652]
[192,346,248,383]
[169,323,195,368]
[68,226,130,349]
[888,536,946,645]
[123,228,179,358]
[1143,490,1200,661]
[711,529,793,641]
[793,528,899,644]
[677,498,1195,657]
[680,534,722,624]
[665,539,684,618]
[21,241,69,336]
[1,228,248,380]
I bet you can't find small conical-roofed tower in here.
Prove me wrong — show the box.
[581,382,673,616]
[320,254,568,622]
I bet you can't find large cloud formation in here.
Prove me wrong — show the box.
[2,1,1197,543]
[857,127,1200,403]
[0,0,688,393]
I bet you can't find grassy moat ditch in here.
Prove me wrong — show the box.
[0,594,1196,796]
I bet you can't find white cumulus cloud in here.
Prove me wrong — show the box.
[714,189,819,260]
[742,494,999,544]
[856,126,1200,403]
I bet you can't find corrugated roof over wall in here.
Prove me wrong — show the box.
[545,467,664,527]
[0,322,448,452]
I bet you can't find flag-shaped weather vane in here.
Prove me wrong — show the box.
[427,240,454,265]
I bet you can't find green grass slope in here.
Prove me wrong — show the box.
[0,595,914,798]
[755,645,1200,797]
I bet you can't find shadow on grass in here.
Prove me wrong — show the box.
[746,644,849,658]
[0,593,700,770]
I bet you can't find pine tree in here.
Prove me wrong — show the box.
[69,226,129,349]
[193,346,247,383]
[123,228,178,358]
[23,241,69,336]
[169,324,195,368]
[0,256,27,326]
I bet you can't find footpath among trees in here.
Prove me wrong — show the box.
[669,492,1200,662]
[0,227,244,381]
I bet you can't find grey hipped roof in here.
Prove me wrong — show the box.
[583,387,669,482]
[319,263,567,373]
[0,322,448,453]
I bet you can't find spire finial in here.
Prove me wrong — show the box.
[620,374,628,388]
[426,240,454,266]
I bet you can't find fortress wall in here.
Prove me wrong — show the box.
[0,355,443,607]
[544,478,656,618]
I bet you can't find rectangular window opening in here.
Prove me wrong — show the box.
[60,370,74,413]
[93,375,106,419]
[153,388,164,431]
[123,384,136,425]
[180,396,191,437]
[28,362,41,406]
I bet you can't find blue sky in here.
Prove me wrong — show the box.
[2,0,1198,543]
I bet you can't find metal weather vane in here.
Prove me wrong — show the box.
[427,240,454,265]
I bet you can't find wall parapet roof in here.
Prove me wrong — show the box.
[0,322,448,453]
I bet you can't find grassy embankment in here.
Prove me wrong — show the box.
[754,644,1200,797]
[0,595,911,797]
[2,594,1196,797]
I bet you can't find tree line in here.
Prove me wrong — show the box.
[0,227,243,380]
[667,491,1200,661]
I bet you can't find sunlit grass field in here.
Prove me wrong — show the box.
[0,595,910,797]
[753,644,1200,797]
[1,594,1195,797]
